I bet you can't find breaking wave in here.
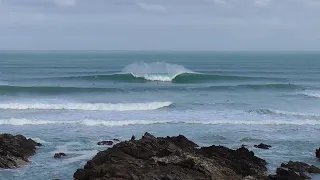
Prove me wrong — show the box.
[1,118,319,126]
[299,91,320,98]
[0,102,172,111]
[249,109,320,119]
[57,62,284,83]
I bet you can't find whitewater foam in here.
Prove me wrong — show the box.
[0,101,172,111]
[123,62,194,81]
[1,118,319,126]
[251,109,320,119]
[300,91,320,98]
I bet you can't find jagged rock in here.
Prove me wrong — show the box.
[269,167,307,180]
[281,161,320,174]
[97,141,113,146]
[131,135,136,141]
[269,161,320,180]
[113,139,120,142]
[316,148,320,159]
[254,143,272,150]
[74,132,267,180]
[0,133,42,169]
[54,152,67,159]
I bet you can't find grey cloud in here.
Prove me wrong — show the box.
[0,0,320,50]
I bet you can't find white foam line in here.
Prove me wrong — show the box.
[0,118,319,126]
[0,101,172,111]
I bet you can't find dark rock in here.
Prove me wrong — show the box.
[254,143,272,149]
[269,167,307,180]
[281,161,320,174]
[270,161,320,180]
[316,148,320,159]
[54,152,67,159]
[131,135,136,141]
[74,132,267,180]
[0,134,41,169]
[113,139,120,142]
[97,141,113,146]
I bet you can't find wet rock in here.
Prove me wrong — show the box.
[131,135,136,141]
[113,139,120,142]
[74,132,267,180]
[281,161,320,174]
[0,133,42,169]
[54,152,67,159]
[254,143,272,150]
[269,161,320,180]
[316,148,320,159]
[97,140,113,146]
[269,167,307,180]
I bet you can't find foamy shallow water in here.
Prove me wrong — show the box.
[0,124,319,180]
[0,52,320,179]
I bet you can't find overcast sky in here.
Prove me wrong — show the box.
[0,0,320,50]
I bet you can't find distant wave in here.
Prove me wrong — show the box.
[0,102,172,111]
[249,109,320,119]
[56,62,284,83]
[0,85,125,94]
[1,118,319,126]
[299,91,320,98]
[0,83,302,95]
[61,73,284,83]
[202,83,301,91]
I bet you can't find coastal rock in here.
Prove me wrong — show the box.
[74,132,267,180]
[316,148,320,159]
[269,161,320,180]
[54,152,67,159]
[0,133,42,169]
[269,167,307,180]
[97,140,113,146]
[254,143,272,150]
[281,161,320,174]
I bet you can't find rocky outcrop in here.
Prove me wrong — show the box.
[74,132,267,180]
[316,148,320,159]
[54,152,67,159]
[254,143,272,150]
[97,141,113,146]
[269,161,320,180]
[0,133,42,169]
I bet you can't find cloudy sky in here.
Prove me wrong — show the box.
[0,0,320,50]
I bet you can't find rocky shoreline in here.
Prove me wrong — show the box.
[0,133,42,169]
[74,132,320,180]
[1,132,319,180]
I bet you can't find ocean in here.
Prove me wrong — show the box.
[0,51,319,179]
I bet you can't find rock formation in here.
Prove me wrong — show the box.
[74,132,268,180]
[0,133,42,169]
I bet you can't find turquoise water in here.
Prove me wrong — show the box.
[0,51,319,179]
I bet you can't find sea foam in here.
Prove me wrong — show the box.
[0,101,172,111]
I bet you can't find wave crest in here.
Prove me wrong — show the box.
[249,109,320,119]
[123,62,194,82]
[0,102,172,111]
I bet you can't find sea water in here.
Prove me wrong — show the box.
[0,51,319,179]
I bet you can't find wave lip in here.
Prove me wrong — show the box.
[0,101,172,111]
[123,62,194,82]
